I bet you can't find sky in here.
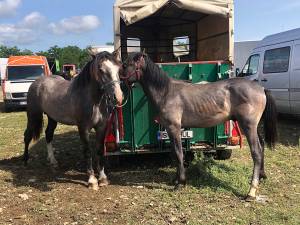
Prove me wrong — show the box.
[1,0,300,52]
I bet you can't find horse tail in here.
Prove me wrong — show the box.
[263,89,278,149]
[30,111,44,141]
[26,87,44,141]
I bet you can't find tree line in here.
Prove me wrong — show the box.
[0,45,92,69]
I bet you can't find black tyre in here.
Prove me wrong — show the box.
[184,151,195,167]
[214,149,232,160]
[4,103,12,113]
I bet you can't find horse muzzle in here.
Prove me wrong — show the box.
[114,86,123,106]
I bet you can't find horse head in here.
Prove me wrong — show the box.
[122,52,147,84]
[89,51,123,105]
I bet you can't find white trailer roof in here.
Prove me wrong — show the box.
[114,0,232,25]
[114,0,234,62]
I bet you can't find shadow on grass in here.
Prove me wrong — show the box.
[0,130,246,196]
[277,115,300,146]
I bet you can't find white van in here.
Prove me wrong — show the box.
[2,56,51,111]
[0,58,8,84]
[237,28,300,115]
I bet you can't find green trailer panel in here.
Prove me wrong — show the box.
[120,61,230,152]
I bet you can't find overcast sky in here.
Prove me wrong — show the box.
[1,0,300,51]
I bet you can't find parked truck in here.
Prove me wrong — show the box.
[2,56,51,112]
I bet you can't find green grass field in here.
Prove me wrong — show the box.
[0,95,299,225]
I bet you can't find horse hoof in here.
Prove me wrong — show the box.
[88,183,99,191]
[51,163,59,168]
[244,195,256,202]
[259,174,267,181]
[99,178,109,187]
[174,183,185,191]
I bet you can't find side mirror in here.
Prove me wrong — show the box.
[235,68,240,77]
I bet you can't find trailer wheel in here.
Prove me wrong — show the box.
[184,151,195,167]
[106,155,120,168]
[214,149,232,160]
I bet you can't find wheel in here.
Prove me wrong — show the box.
[106,155,120,168]
[4,103,12,113]
[184,151,195,167]
[214,149,232,160]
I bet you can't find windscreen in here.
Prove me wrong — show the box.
[7,65,44,80]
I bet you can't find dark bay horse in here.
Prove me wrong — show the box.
[24,51,123,190]
[123,52,277,200]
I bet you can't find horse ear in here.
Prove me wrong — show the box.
[112,49,120,60]
[87,47,96,59]
[142,48,147,57]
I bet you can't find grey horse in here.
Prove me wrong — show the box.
[122,52,277,200]
[23,51,123,190]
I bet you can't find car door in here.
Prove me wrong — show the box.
[259,42,292,114]
[237,53,260,81]
[290,40,300,114]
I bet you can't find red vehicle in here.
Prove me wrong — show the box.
[62,64,76,80]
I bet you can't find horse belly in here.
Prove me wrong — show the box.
[41,94,77,125]
[181,113,228,128]
[181,100,230,128]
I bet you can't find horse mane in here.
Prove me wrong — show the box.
[141,54,170,89]
[73,51,118,89]
[73,60,92,88]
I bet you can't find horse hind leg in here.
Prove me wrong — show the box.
[241,122,263,200]
[258,131,267,180]
[23,127,33,165]
[45,116,58,167]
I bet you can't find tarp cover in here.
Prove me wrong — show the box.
[114,0,232,25]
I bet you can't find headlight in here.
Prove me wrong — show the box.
[5,92,12,99]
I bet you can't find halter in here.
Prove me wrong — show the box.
[99,80,120,92]
[120,60,143,82]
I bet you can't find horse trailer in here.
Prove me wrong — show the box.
[105,0,241,159]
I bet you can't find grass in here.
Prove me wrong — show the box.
[0,96,299,224]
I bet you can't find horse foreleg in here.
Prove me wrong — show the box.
[45,116,58,167]
[167,124,186,188]
[79,127,98,190]
[95,124,109,187]
[243,126,262,200]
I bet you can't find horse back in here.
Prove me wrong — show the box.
[27,76,78,125]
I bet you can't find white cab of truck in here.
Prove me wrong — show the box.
[237,28,300,115]
[2,56,51,111]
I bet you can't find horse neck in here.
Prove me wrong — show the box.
[139,59,170,108]
[89,82,106,105]
[71,77,103,106]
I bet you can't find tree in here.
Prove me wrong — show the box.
[105,42,114,46]
[0,46,34,57]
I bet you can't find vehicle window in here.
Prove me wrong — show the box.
[7,65,44,80]
[127,38,141,53]
[173,36,189,57]
[292,44,300,70]
[263,46,290,73]
[240,54,259,76]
